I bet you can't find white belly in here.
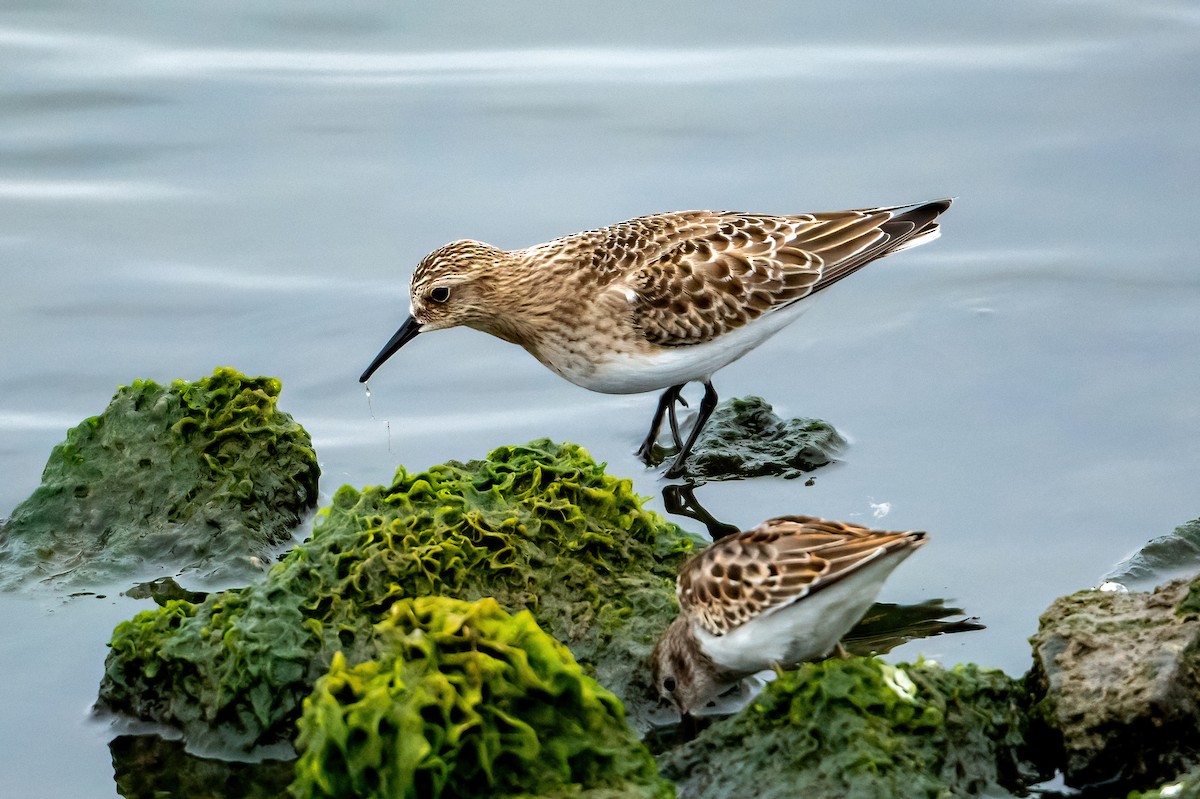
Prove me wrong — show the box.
[696,549,916,674]
[562,298,816,395]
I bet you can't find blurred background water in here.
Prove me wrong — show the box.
[2,1,1199,795]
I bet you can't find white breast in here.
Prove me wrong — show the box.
[566,296,819,395]
[695,548,917,674]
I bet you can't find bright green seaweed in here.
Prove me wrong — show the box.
[291,596,673,799]
[659,657,1031,799]
[0,368,319,589]
[100,440,701,750]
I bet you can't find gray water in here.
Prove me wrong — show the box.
[3,1,1199,796]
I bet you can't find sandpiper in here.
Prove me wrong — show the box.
[651,515,927,716]
[360,200,951,478]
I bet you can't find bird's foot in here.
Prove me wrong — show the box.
[635,438,659,466]
[663,455,690,480]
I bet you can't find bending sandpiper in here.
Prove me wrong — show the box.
[652,515,927,716]
[360,200,951,477]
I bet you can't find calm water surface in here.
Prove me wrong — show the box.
[2,1,1199,795]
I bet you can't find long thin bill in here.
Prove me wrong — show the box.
[359,315,422,382]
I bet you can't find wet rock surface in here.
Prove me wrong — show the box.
[0,368,319,590]
[1106,518,1200,591]
[654,396,845,481]
[1026,576,1200,789]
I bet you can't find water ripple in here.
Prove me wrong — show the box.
[0,179,193,201]
[1,24,1131,85]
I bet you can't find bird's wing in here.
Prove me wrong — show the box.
[677,515,927,636]
[622,202,949,346]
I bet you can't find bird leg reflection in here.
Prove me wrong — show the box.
[661,482,740,540]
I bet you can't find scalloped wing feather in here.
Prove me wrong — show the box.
[620,203,948,346]
[677,515,928,636]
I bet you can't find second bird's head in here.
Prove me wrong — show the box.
[359,239,507,383]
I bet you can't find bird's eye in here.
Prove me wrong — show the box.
[429,286,450,303]
[663,677,677,693]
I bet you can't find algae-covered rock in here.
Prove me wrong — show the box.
[657,396,844,481]
[659,658,1030,799]
[291,596,673,799]
[0,368,319,589]
[1026,577,1200,789]
[99,440,700,750]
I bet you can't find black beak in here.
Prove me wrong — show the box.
[359,315,422,382]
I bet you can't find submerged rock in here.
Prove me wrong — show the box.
[659,396,845,481]
[291,596,672,799]
[1105,518,1200,591]
[0,368,319,590]
[99,440,700,751]
[1026,576,1200,789]
[658,658,1031,799]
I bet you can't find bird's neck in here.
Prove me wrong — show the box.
[471,253,586,350]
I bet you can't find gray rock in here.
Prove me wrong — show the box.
[1026,577,1200,788]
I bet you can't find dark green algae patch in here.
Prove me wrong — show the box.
[0,367,319,590]
[99,439,702,752]
[660,658,1035,799]
[651,395,845,481]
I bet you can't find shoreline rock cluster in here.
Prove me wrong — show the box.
[4,370,1199,798]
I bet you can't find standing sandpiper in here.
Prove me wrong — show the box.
[651,515,928,716]
[360,200,951,477]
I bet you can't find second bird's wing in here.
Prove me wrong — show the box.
[678,515,927,636]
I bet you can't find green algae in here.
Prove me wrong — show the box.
[1178,572,1200,617]
[100,440,701,750]
[659,658,1031,799]
[0,368,319,590]
[667,396,845,481]
[291,596,672,799]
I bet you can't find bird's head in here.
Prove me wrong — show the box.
[651,616,733,717]
[408,239,508,333]
[359,239,507,382]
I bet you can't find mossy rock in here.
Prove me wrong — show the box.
[654,396,845,481]
[659,658,1031,799]
[291,596,673,799]
[99,440,701,750]
[0,368,319,590]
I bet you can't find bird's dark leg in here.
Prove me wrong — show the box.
[663,381,718,479]
[636,384,686,465]
[666,392,688,450]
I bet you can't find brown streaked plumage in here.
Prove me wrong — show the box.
[360,200,952,477]
[652,515,928,716]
